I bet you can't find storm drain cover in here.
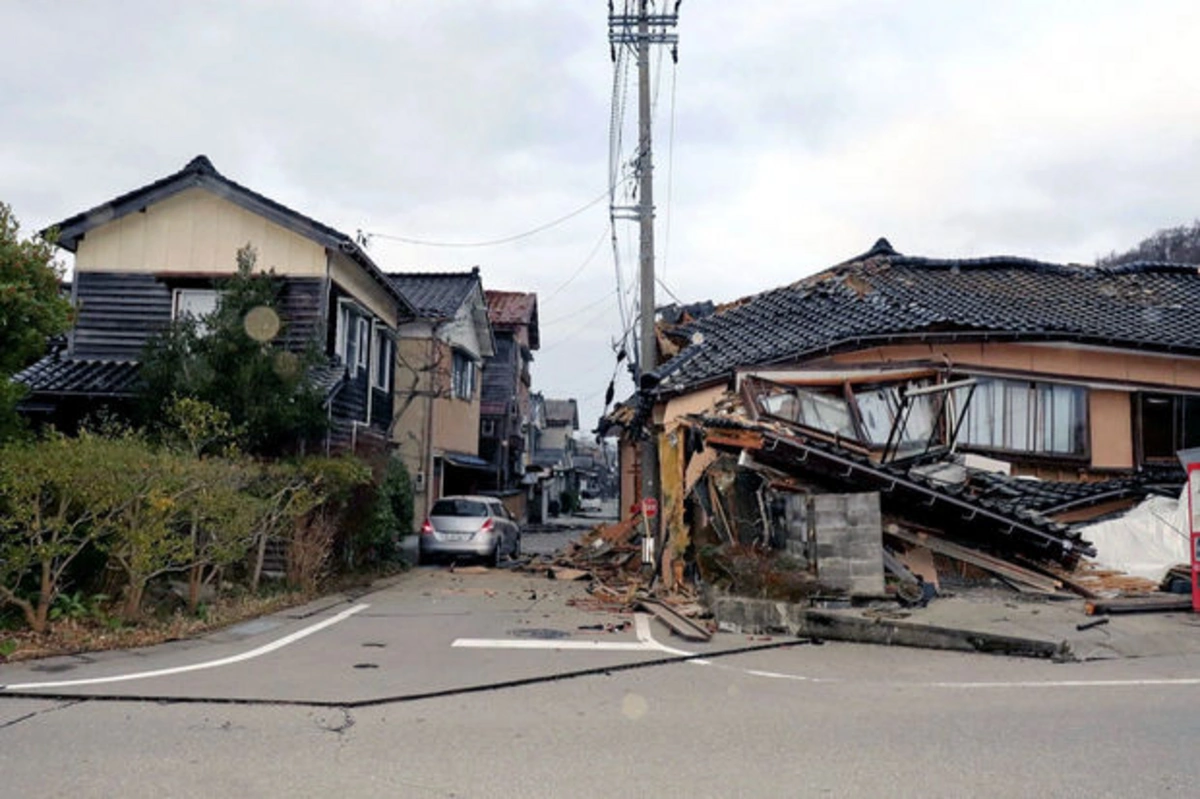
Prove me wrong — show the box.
[508,628,571,640]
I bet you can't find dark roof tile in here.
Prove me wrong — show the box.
[387,270,480,319]
[655,244,1200,392]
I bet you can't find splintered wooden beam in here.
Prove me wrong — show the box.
[703,427,764,450]
[885,525,1062,594]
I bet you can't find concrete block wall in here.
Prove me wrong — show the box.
[812,492,883,596]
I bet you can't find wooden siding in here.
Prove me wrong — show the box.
[277,277,325,352]
[74,187,327,277]
[71,272,172,360]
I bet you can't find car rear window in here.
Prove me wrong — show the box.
[431,499,489,517]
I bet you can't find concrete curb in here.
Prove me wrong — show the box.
[709,595,1072,661]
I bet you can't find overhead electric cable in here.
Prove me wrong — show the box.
[544,224,611,302]
[366,185,618,248]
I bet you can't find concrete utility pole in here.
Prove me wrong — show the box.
[609,1,679,567]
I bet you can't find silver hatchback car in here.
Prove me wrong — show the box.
[418,495,522,566]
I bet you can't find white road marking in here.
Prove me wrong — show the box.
[2,603,369,691]
[452,639,655,651]
[454,615,1200,691]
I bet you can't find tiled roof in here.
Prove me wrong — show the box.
[46,155,414,318]
[387,270,480,319]
[13,357,141,396]
[308,360,349,400]
[485,290,539,349]
[655,238,1200,393]
[14,356,349,402]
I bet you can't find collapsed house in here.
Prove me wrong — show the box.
[598,239,1200,603]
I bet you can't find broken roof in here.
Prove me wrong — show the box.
[388,268,481,320]
[653,238,1200,394]
[544,398,579,427]
[47,155,414,318]
[485,290,540,349]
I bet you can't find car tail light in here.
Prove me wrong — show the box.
[420,519,433,535]
[480,517,494,534]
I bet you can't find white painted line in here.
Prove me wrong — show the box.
[925,677,1200,689]
[2,603,370,691]
[452,639,656,651]
[635,613,709,663]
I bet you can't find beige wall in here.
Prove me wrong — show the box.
[1089,390,1134,469]
[829,342,1200,391]
[662,384,726,427]
[74,187,326,276]
[329,251,397,327]
[434,392,481,455]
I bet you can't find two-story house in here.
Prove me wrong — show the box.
[15,156,413,450]
[388,269,495,522]
[479,290,540,491]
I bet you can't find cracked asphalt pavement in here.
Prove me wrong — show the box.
[4,515,1200,797]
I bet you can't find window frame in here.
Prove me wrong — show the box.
[371,326,392,391]
[955,378,1088,458]
[172,288,220,334]
[452,349,476,401]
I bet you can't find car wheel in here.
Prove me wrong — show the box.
[491,543,502,568]
[511,534,522,560]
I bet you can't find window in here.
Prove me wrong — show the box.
[481,419,496,437]
[372,328,392,391]
[173,289,219,333]
[452,350,476,400]
[1138,393,1200,461]
[356,318,369,371]
[955,379,1087,456]
[336,301,371,375]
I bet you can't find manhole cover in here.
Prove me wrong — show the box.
[508,628,571,640]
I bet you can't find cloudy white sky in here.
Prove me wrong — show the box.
[4,1,1199,429]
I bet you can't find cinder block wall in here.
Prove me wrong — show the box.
[812,492,883,596]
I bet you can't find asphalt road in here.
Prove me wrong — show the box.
[3,536,1200,798]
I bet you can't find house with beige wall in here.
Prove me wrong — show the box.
[608,238,1200,526]
[388,269,495,522]
[16,155,413,450]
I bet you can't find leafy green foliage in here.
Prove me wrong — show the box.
[0,433,128,632]
[0,202,74,442]
[357,457,415,566]
[139,245,328,456]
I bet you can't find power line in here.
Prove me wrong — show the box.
[364,186,617,248]
[543,223,611,302]
[540,286,619,328]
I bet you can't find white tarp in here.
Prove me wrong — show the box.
[1080,487,1191,581]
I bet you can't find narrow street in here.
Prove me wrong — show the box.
[3,516,1200,798]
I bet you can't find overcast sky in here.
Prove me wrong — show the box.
[4,1,1199,430]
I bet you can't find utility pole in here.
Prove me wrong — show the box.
[609,1,679,568]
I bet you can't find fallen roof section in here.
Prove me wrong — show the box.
[696,414,1096,568]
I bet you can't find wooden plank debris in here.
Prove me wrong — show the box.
[547,566,591,581]
[637,598,713,642]
[885,525,1063,595]
[1085,595,1193,616]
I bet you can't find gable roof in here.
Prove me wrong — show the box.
[485,290,540,349]
[388,268,481,319]
[652,238,1200,394]
[47,155,413,318]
